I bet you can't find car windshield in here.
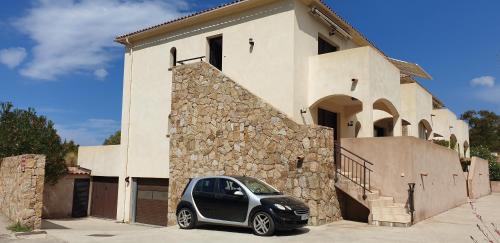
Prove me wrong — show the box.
[236,177,281,195]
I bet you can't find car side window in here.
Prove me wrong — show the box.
[194,178,215,193]
[219,179,243,195]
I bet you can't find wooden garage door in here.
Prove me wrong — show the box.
[91,177,118,219]
[135,178,169,226]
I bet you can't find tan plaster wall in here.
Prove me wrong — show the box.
[491,181,500,193]
[400,83,433,138]
[0,154,45,229]
[168,62,341,226]
[77,145,120,177]
[468,157,491,199]
[342,137,468,223]
[42,174,90,219]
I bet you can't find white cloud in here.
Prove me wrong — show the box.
[14,0,188,80]
[0,47,27,69]
[470,76,495,87]
[94,68,108,80]
[56,118,120,145]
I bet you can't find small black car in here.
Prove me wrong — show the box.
[176,176,309,236]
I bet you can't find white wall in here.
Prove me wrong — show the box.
[77,145,121,177]
[400,83,433,138]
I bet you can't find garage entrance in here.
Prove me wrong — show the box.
[71,179,90,218]
[135,178,169,226]
[90,176,118,219]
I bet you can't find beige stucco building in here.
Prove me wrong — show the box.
[77,0,471,227]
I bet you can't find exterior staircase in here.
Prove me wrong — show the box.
[334,145,412,227]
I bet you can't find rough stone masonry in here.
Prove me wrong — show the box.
[0,154,45,229]
[168,62,341,226]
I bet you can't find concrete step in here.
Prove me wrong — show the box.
[372,213,411,223]
[371,205,408,215]
[371,220,411,227]
[368,196,394,207]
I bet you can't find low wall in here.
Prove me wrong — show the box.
[78,145,121,176]
[491,181,500,193]
[342,137,468,223]
[42,174,89,219]
[168,62,341,226]
[467,157,491,199]
[0,154,45,229]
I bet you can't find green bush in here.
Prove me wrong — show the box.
[433,139,450,148]
[470,146,500,181]
[7,222,31,232]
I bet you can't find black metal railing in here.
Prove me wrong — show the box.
[334,142,373,200]
[176,56,205,65]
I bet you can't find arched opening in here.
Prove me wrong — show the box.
[402,119,411,136]
[170,47,177,67]
[372,98,399,137]
[450,134,458,150]
[418,119,432,140]
[311,95,363,140]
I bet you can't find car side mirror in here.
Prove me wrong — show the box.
[233,191,244,196]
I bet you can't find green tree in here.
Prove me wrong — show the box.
[103,131,121,145]
[0,102,68,184]
[62,140,79,167]
[470,145,500,181]
[461,110,500,152]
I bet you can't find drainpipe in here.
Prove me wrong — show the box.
[121,37,134,222]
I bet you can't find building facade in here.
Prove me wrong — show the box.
[78,0,470,226]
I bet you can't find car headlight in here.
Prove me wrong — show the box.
[273,204,286,210]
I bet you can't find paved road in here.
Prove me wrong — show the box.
[2,193,500,243]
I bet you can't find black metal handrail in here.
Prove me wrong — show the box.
[334,142,373,200]
[177,56,205,65]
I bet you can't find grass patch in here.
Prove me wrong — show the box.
[7,222,32,232]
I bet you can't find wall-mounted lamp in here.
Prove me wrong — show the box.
[347,121,354,127]
[300,108,307,114]
[351,78,359,91]
[125,176,130,186]
[249,38,255,53]
[431,114,436,117]
[329,28,337,36]
[297,156,304,169]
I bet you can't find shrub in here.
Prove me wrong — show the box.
[433,139,450,148]
[7,222,31,232]
[470,146,500,181]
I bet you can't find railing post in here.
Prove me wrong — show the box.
[408,183,415,225]
[334,141,340,182]
[362,160,367,200]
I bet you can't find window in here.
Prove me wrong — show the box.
[208,36,223,70]
[194,178,215,193]
[218,179,243,195]
[318,36,338,55]
[235,177,281,195]
[170,47,177,67]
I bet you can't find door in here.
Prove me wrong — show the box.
[90,177,118,219]
[213,178,249,222]
[192,178,217,218]
[208,36,223,70]
[135,178,169,226]
[318,108,339,140]
[71,179,90,218]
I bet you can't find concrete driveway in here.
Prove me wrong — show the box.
[3,193,500,243]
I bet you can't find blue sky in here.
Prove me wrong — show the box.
[0,0,499,145]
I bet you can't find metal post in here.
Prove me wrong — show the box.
[408,183,415,225]
[362,160,367,200]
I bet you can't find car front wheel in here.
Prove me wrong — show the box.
[251,211,275,236]
[177,208,196,229]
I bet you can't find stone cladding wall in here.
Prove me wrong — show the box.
[168,62,341,226]
[0,154,45,229]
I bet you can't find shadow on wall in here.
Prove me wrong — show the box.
[341,136,468,223]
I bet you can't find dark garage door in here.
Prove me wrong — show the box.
[135,178,169,226]
[72,179,90,218]
[91,176,118,219]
